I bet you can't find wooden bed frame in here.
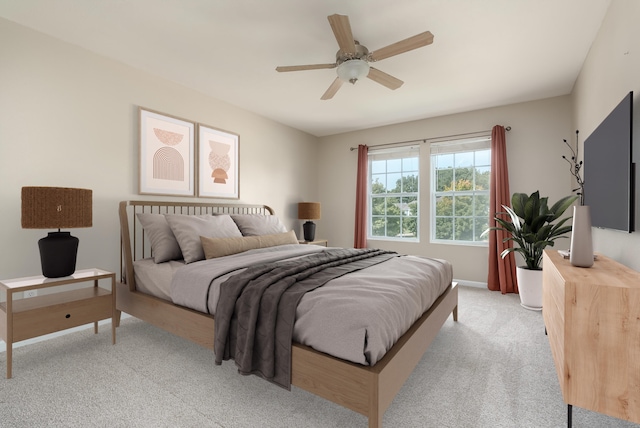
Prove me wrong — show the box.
[116,200,458,428]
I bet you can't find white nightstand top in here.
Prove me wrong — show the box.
[298,239,328,246]
[0,268,114,290]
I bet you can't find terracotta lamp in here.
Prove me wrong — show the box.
[21,187,93,278]
[297,202,321,242]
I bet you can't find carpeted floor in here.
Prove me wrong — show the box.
[0,285,638,427]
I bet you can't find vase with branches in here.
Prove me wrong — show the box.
[562,129,593,267]
[562,130,585,205]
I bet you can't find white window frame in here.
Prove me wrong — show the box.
[368,145,420,242]
[430,136,491,246]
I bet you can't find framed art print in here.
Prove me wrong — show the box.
[197,124,239,199]
[139,107,195,196]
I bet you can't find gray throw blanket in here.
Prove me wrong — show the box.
[214,248,397,389]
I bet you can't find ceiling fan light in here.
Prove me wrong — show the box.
[337,59,370,84]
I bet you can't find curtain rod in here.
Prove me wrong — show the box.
[348,126,512,151]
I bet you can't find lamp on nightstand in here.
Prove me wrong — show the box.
[298,202,321,242]
[21,187,93,278]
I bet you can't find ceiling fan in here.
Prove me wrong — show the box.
[276,14,434,100]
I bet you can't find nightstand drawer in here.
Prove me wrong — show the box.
[12,289,112,342]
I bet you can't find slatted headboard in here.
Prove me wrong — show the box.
[118,200,275,288]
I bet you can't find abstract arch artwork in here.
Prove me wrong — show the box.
[139,108,194,196]
[153,146,184,181]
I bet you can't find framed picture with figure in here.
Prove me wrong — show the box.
[139,107,195,196]
[197,124,239,199]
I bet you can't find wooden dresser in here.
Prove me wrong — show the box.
[542,249,640,424]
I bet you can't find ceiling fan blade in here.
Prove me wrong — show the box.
[321,77,344,100]
[367,67,404,90]
[370,31,434,62]
[328,14,356,54]
[276,64,336,72]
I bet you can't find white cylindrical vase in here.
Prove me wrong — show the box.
[570,205,594,268]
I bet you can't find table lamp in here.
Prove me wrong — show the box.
[21,187,93,278]
[298,202,321,242]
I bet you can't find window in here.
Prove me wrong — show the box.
[369,146,419,241]
[431,137,491,245]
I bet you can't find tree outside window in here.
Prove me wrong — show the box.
[431,139,490,245]
[369,147,419,241]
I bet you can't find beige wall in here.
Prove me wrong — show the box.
[6,2,633,287]
[572,0,640,270]
[0,18,318,279]
[318,96,574,284]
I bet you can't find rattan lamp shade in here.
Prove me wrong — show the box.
[21,187,92,278]
[297,202,321,220]
[298,202,321,242]
[22,187,92,229]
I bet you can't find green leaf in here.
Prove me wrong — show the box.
[548,195,579,220]
[503,205,522,234]
[511,193,528,218]
[493,191,578,269]
[522,191,539,224]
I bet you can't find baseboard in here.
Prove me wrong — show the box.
[0,313,131,354]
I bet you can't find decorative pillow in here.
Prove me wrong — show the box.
[165,214,242,263]
[230,214,287,236]
[201,230,298,259]
[136,213,182,263]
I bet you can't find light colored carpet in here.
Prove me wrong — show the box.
[0,285,638,428]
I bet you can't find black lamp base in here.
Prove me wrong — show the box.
[38,231,79,278]
[303,221,316,242]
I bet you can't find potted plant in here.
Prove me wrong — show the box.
[492,191,578,310]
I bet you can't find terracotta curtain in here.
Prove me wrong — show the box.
[487,125,517,294]
[354,144,368,248]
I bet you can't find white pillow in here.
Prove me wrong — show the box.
[230,214,287,236]
[165,214,242,263]
[136,213,182,263]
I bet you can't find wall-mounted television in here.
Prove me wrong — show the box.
[584,91,634,232]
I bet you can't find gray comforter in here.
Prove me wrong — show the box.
[213,248,397,388]
[170,244,453,380]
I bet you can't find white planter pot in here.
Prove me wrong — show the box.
[516,266,543,311]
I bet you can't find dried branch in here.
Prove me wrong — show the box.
[561,130,585,205]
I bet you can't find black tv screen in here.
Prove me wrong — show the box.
[584,91,634,232]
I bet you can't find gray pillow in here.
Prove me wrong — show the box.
[165,214,242,263]
[136,213,182,263]
[230,214,287,236]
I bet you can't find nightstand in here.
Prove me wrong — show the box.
[0,268,116,378]
[298,239,328,247]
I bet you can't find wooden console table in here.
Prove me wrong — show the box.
[542,250,640,426]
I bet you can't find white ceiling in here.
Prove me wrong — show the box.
[0,0,611,137]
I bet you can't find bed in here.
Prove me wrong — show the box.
[116,200,458,427]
